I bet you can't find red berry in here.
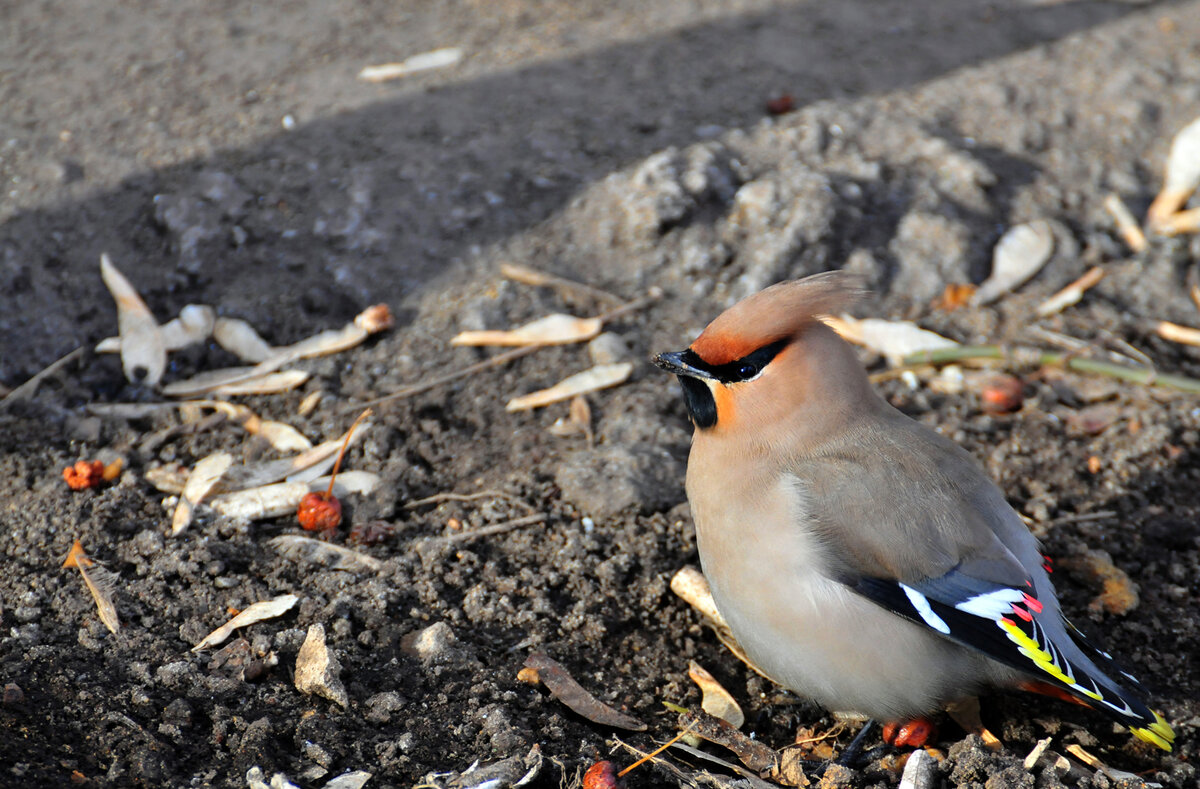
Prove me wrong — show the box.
[582,761,624,789]
[298,492,342,532]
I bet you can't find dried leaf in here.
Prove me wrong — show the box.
[1149,116,1200,227]
[677,710,776,773]
[972,221,1055,305]
[688,661,744,728]
[824,315,958,367]
[523,652,646,731]
[100,253,166,385]
[172,452,233,536]
[506,363,632,411]
[270,535,383,572]
[191,593,299,651]
[452,313,603,347]
[62,540,120,634]
[358,47,463,82]
[213,317,275,363]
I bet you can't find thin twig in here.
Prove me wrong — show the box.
[349,345,541,410]
[347,287,662,412]
[405,489,536,514]
[1,347,84,406]
[899,345,1200,394]
[500,262,625,308]
[1044,510,1117,528]
[424,513,547,544]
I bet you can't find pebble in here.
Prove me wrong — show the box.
[293,623,348,708]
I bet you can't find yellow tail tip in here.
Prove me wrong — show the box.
[1131,711,1175,752]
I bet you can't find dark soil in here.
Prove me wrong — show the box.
[2,2,1199,787]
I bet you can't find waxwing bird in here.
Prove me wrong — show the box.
[654,272,1174,751]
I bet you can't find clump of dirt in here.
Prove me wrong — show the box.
[3,2,1200,788]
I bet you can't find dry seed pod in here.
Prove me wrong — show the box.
[172,452,233,535]
[823,315,958,367]
[357,47,462,82]
[1148,116,1200,228]
[63,541,121,634]
[191,593,299,651]
[100,254,166,385]
[505,362,632,411]
[452,313,603,347]
[688,661,745,728]
[213,317,275,363]
[971,220,1055,306]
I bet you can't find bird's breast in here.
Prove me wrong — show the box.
[685,455,991,719]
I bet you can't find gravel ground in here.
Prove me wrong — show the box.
[2,2,1199,787]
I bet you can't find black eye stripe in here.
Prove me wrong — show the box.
[682,339,787,383]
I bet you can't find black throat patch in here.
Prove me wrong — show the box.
[677,376,717,429]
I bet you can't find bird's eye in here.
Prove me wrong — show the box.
[737,363,758,380]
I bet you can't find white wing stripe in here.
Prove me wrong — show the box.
[900,583,951,634]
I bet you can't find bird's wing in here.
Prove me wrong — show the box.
[852,567,1173,751]
[792,415,1173,750]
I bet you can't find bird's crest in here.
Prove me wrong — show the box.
[690,272,863,365]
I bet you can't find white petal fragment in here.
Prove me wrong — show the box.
[172,451,233,535]
[452,313,603,347]
[358,47,463,82]
[505,362,632,411]
[688,660,745,728]
[213,317,276,363]
[191,593,299,651]
[824,315,958,367]
[96,303,215,353]
[100,253,167,385]
[972,220,1056,306]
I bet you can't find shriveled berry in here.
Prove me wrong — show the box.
[63,460,106,490]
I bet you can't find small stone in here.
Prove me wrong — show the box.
[401,621,458,664]
[364,691,406,724]
[3,683,24,705]
[293,623,348,708]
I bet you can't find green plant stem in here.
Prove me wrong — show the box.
[900,345,1200,395]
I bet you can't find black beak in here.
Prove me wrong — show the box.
[652,350,715,380]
